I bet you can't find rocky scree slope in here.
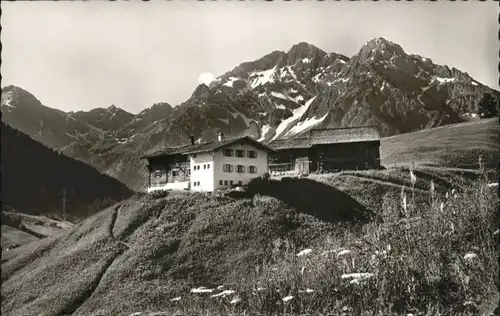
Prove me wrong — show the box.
[2,37,498,191]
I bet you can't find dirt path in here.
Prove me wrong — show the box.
[65,204,129,316]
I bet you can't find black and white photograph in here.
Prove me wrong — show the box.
[1,1,499,315]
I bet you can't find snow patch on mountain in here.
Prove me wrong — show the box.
[228,111,255,126]
[270,91,289,100]
[250,66,277,88]
[258,124,271,142]
[223,77,240,88]
[285,113,328,137]
[293,95,305,102]
[434,77,456,84]
[2,92,14,108]
[328,78,350,86]
[273,96,317,140]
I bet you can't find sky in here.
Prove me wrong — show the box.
[1,1,498,114]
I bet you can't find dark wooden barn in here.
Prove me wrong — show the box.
[267,126,381,174]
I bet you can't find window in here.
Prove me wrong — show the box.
[247,150,257,158]
[230,180,233,186]
[238,181,242,186]
[223,164,234,172]
[203,164,206,170]
[206,164,210,169]
[236,149,245,157]
[237,165,246,173]
[224,180,228,185]
[219,180,223,185]
[248,166,257,174]
[223,149,234,157]
[172,170,179,177]
[186,169,191,176]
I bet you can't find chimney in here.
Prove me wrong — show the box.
[189,136,195,146]
[218,132,224,142]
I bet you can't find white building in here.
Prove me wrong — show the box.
[141,134,274,193]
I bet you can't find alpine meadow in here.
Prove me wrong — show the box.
[1,2,499,316]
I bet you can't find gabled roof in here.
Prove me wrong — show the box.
[267,126,380,150]
[140,136,275,159]
[307,126,380,144]
[266,138,312,150]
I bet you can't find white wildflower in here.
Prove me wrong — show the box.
[300,266,306,274]
[409,170,417,186]
[373,250,388,259]
[211,290,236,298]
[170,297,181,302]
[256,287,266,292]
[296,248,312,257]
[282,295,294,302]
[494,229,499,236]
[342,272,375,284]
[337,249,352,257]
[440,202,444,213]
[402,194,408,214]
[305,288,314,293]
[464,252,477,261]
[216,285,224,290]
[487,183,499,188]
[230,297,242,305]
[445,192,449,199]
[190,287,214,293]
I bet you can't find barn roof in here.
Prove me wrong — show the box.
[307,126,381,144]
[140,136,274,159]
[267,126,380,150]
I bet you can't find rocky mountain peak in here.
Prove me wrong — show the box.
[354,37,406,62]
[191,83,211,98]
[233,50,287,75]
[1,85,42,109]
[286,42,326,65]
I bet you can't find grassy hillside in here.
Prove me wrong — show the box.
[380,118,499,170]
[2,165,498,315]
[1,212,74,251]
[1,122,133,222]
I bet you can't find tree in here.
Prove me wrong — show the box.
[478,93,499,118]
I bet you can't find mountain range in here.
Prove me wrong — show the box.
[2,37,499,191]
